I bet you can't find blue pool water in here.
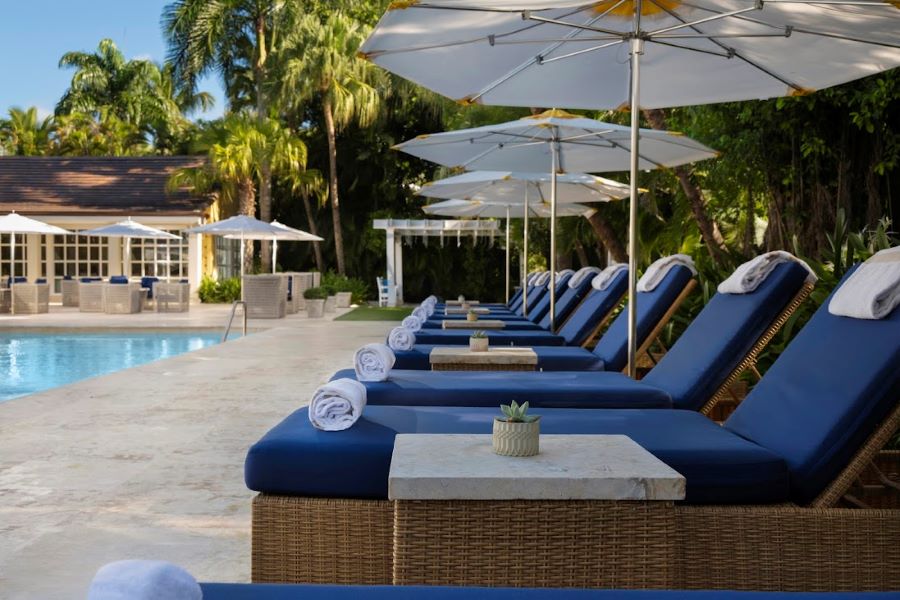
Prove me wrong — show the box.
[0,331,224,402]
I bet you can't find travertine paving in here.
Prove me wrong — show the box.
[0,307,392,599]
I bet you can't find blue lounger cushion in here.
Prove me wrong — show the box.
[725,265,900,505]
[643,261,810,410]
[391,344,606,371]
[201,583,900,600]
[331,369,670,408]
[245,406,787,504]
[525,272,573,323]
[405,328,568,346]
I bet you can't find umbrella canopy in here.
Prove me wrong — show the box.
[397,111,716,173]
[363,1,900,375]
[0,212,70,236]
[78,218,181,240]
[424,198,594,218]
[223,220,323,274]
[419,170,631,203]
[360,2,900,110]
[397,110,716,329]
[186,215,290,278]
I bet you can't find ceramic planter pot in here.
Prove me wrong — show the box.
[306,298,325,318]
[324,295,337,313]
[466,313,478,322]
[469,336,489,352]
[492,417,540,457]
[335,292,352,308]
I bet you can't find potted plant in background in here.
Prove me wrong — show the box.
[469,330,488,352]
[466,309,478,322]
[493,400,540,457]
[304,287,328,318]
[322,284,338,313]
[457,294,465,303]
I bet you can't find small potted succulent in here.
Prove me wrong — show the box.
[469,330,488,352]
[322,284,338,313]
[466,309,478,322]
[457,294,465,303]
[304,287,328,318]
[493,400,540,457]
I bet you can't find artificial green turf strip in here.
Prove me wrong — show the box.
[334,306,414,321]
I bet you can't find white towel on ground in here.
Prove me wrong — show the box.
[637,254,698,292]
[308,378,367,431]
[412,305,429,322]
[829,247,900,320]
[592,264,628,291]
[388,326,416,351]
[354,343,395,382]
[88,560,202,600]
[401,315,423,332]
[569,266,603,288]
[718,251,817,295]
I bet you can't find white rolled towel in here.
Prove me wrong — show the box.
[423,303,435,317]
[534,272,551,287]
[354,343,396,382]
[718,251,817,294]
[637,254,698,292]
[388,326,416,351]
[412,305,429,322]
[88,560,201,600]
[829,246,900,320]
[401,315,423,332]
[546,269,575,289]
[308,378,367,431]
[425,295,438,304]
[592,264,628,291]
[569,266,602,288]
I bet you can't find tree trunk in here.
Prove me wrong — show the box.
[742,180,755,257]
[585,210,627,263]
[301,191,325,272]
[255,15,272,272]
[238,178,256,274]
[323,95,346,275]
[574,240,589,268]
[643,109,727,264]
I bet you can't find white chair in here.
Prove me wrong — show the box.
[377,277,394,307]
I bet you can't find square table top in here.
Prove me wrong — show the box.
[445,307,491,315]
[442,319,505,330]
[429,346,537,366]
[446,300,480,306]
[389,434,686,501]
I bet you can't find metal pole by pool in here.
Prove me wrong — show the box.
[505,205,510,303]
[549,136,559,332]
[522,188,529,317]
[626,13,644,379]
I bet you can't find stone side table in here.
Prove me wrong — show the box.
[442,319,505,330]
[429,347,537,371]
[444,306,490,315]
[389,434,685,589]
[446,300,480,306]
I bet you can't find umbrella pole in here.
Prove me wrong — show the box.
[549,137,559,332]
[626,33,644,378]
[505,206,510,304]
[522,189,529,317]
[10,233,15,315]
[240,233,245,301]
[272,239,278,274]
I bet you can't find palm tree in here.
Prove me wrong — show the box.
[169,114,307,273]
[163,0,297,270]
[0,107,55,155]
[279,12,383,275]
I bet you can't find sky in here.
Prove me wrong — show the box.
[0,0,225,120]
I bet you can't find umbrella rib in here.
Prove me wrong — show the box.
[646,6,762,37]
[538,40,628,64]
[648,38,740,59]
[784,26,900,50]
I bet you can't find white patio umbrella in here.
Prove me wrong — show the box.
[224,220,323,274]
[0,212,70,314]
[78,218,181,279]
[396,111,715,329]
[423,198,596,304]
[361,1,900,376]
[185,215,289,278]
[419,170,630,305]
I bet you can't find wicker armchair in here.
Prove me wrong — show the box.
[104,283,143,314]
[154,281,190,313]
[243,275,287,319]
[11,283,50,314]
[78,282,106,312]
[61,279,79,307]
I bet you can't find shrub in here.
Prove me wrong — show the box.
[321,271,369,304]
[198,276,241,303]
[321,283,337,297]
[304,286,328,300]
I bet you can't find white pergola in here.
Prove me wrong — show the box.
[372,219,500,306]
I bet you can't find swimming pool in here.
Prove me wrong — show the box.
[0,331,226,402]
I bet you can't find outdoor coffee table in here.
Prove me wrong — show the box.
[429,346,537,371]
[444,306,490,315]
[388,434,685,589]
[442,319,505,330]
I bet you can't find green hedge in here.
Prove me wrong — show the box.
[321,271,368,304]
[197,276,241,303]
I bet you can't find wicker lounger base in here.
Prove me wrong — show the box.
[252,495,393,585]
[251,493,900,590]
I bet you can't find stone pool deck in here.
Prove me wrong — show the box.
[0,305,393,599]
